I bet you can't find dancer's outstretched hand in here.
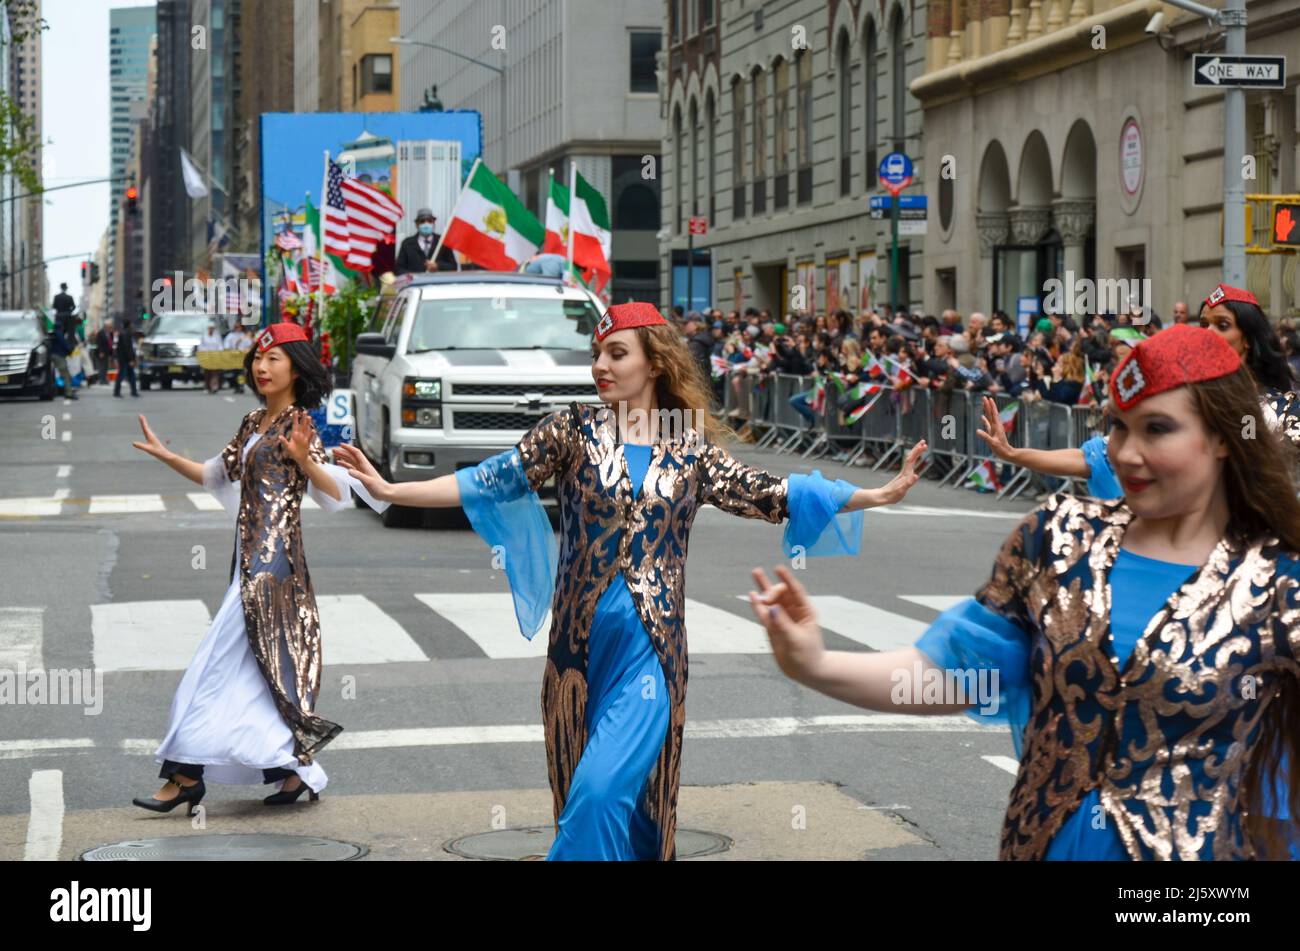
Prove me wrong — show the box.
[334,443,392,501]
[975,395,1013,459]
[873,438,927,506]
[279,408,316,467]
[747,565,826,683]
[131,415,171,462]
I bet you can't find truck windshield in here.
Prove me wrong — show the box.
[407,296,599,351]
[150,313,212,336]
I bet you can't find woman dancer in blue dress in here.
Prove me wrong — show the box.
[750,325,1300,859]
[336,301,927,860]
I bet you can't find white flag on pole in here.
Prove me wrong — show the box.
[180,147,209,199]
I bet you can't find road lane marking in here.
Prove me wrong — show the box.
[24,770,64,861]
[91,600,212,672]
[316,595,428,664]
[88,494,165,514]
[733,594,930,652]
[0,607,44,669]
[982,755,1019,775]
[56,465,71,478]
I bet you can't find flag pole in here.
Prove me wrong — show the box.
[431,156,479,272]
[565,161,577,286]
[316,151,328,334]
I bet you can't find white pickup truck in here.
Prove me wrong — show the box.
[349,272,604,527]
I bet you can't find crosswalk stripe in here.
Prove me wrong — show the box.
[682,598,771,653]
[91,600,212,672]
[0,739,95,760]
[186,492,224,512]
[0,497,63,517]
[24,770,63,861]
[733,594,930,653]
[316,595,428,664]
[982,755,1019,775]
[414,593,549,659]
[898,595,970,613]
[866,503,1023,520]
[88,494,164,514]
[0,607,43,669]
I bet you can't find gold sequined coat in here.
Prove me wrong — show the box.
[978,493,1300,859]
[515,402,792,860]
[212,406,342,764]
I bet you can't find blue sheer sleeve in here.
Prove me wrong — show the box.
[455,447,558,641]
[781,470,863,558]
[915,597,1034,758]
[1081,435,1122,500]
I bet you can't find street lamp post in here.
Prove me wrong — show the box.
[1157,0,1248,285]
[391,33,509,172]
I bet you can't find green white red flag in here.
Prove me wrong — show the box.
[443,159,545,270]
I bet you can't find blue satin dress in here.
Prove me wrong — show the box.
[457,441,863,860]
[917,547,1297,859]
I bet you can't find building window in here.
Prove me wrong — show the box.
[838,34,852,196]
[360,54,392,96]
[774,58,789,210]
[796,50,812,204]
[674,108,683,233]
[700,0,714,29]
[629,31,659,93]
[690,100,699,217]
[751,70,766,214]
[864,22,878,186]
[731,78,745,220]
[891,11,905,150]
[615,184,660,230]
[670,0,681,41]
[706,92,716,222]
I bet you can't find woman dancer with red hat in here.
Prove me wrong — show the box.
[751,324,1300,859]
[336,300,928,860]
[130,322,390,815]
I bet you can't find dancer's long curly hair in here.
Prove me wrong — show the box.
[1182,366,1300,857]
[623,323,736,445]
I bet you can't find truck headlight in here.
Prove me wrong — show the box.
[401,377,442,428]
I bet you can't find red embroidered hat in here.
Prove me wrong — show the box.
[1202,283,1259,312]
[1109,324,1241,411]
[594,301,667,341]
[254,322,310,352]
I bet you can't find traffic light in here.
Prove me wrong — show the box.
[1275,203,1300,247]
[81,261,89,283]
[125,184,138,217]
[90,262,100,284]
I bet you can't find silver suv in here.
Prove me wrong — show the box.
[350,273,602,527]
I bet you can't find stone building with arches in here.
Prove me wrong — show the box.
[658,0,928,317]
[915,0,1300,322]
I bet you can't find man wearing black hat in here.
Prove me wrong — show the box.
[395,208,458,275]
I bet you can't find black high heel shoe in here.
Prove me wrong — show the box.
[132,777,206,816]
[263,779,319,806]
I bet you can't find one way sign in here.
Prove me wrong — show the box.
[1193,54,1286,89]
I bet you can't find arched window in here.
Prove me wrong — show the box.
[706,91,716,222]
[732,77,746,219]
[864,21,877,185]
[838,33,852,196]
[690,99,699,216]
[796,49,812,204]
[751,69,766,214]
[891,9,905,150]
[673,106,683,233]
[773,57,789,210]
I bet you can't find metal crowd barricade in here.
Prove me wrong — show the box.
[841,384,900,468]
[931,389,973,486]
[768,373,815,454]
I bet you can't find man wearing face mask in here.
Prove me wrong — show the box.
[395,208,458,275]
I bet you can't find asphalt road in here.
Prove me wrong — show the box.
[0,381,1037,860]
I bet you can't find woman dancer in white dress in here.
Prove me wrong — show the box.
[129,322,387,815]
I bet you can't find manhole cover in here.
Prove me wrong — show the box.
[444,826,730,860]
[79,834,366,861]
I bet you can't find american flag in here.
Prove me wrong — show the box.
[275,228,302,252]
[324,158,404,272]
